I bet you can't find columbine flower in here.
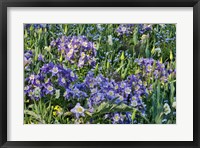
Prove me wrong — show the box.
[108,90,115,97]
[92,93,104,105]
[24,56,32,69]
[78,58,85,67]
[24,86,30,94]
[89,82,95,88]
[120,82,126,89]
[114,84,119,90]
[71,103,85,119]
[131,95,137,100]
[70,71,75,78]
[125,87,131,94]
[38,54,44,61]
[66,48,74,60]
[146,64,152,72]
[28,74,37,84]
[80,52,86,59]
[113,113,120,123]
[163,103,171,115]
[135,85,140,91]
[116,24,134,36]
[138,24,152,34]
[112,113,124,124]
[33,87,41,99]
[28,90,34,98]
[154,70,159,78]
[35,79,40,85]
[51,66,59,75]
[131,100,138,107]
[63,89,74,99]
[82,41,88,47]
[91,88,97,94]
[45,84,54,94]
[61,78,66,83]
[115,94,124,103]
[29,74,35,81]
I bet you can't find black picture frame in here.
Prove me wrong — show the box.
[0,0,199,148]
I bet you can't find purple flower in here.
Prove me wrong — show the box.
[90,93,105,105]
[115,94,124,104]
[131,100,138,107]
[24,85,30,95]
[107,90,115,99]
[116,24,134,36]
[146,64,152,72]
[112,113,124,124]
[138,24,152,34]
[71,103,85,119]
[58,77,66,87]
[44,84,54,95]
[38,54,44,62]
[124,87,132,95]
[120,81,126,89]
[51,66,59,76]
[50,35,96,68]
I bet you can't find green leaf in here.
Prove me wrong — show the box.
[151,46,155,55]
[24,110,45,124]
[170,50,173,61]
[93,102,134,117]
[120,51,125,60]
[85,111,92,117]
[131,109,137,122]
[115,64,126,73]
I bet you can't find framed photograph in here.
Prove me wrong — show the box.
[0,0,199,147]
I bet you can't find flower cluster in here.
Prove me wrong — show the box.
[50,36,97,68]
[134,58,176,83]
[138,24,152,34]
[154,24,176,46]
[24,62,77,100]
[24,24,51,30]
[83,72,146,110]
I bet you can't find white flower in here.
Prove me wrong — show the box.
[131,100,137,107]
[121,27,127,32]
[33,87,41,98]
[66,48,74,58]
[120,82,126,88]
[125,87,131,94]
[47,85,53,92]
[108,90,114,96]
[51,66,59,74]
[172,102,176,109]
[70,71,75,78]
[55,89,60,99]
[82,42,88,47]
[29,74,35,80]
[61,78,66,83]
[163,103,171,115]
[81,52,86,59]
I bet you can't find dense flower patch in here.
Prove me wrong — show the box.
[24,24,176,124]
